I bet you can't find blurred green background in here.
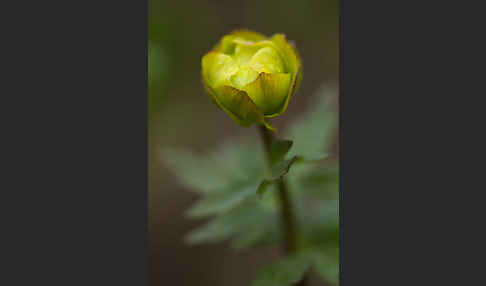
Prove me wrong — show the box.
[149,0,338,285]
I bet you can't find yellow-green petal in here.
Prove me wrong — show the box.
[270,34,301,76]
[249,47,285,74]
[212,85,275,130]
[201,51,238,89]
[269,34,303,116]
[233,43,262,66]
[226,29,267,42]
[241,72,292,116]
[230,67,259,89]
[214,30,267,54]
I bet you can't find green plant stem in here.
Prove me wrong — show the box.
[258,125,308,286]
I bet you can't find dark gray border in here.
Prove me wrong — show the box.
[338,0,470,284]
[2,0,148,285]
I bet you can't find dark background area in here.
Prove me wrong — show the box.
[149,0,338,285]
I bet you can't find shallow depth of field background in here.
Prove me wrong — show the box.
[149,0,338,285]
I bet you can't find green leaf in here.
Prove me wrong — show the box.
[257,150,330,196]
[257,179,273,195]
[231,208,280,250]
[270,156,302,179]
[291,161,339,286]
[285,88,338,160]
[252,253,312,286]
[185,199,279,248]
[313,249,339,286]
[298,199,339,246]
[268,154,334,185]
[161,149,234,193]
[298,152,330,162]
[301,248,339,286]
[270,139,293,165]
[185,215,237,245]
[165,137,280,250]
[236,142,267,178]
[161,140,264,193]
[298,164,339,200]
[186,180,261,218]
[257,155,300,195]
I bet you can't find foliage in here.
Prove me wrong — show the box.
[162,86,339,286]
[252,253,313,286]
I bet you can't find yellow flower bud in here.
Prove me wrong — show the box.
[202,30,302,131]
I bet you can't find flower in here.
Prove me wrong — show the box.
[201,30,302,131]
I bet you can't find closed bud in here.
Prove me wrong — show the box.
[201,30,302,131]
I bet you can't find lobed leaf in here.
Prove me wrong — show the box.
[285,87,338,160]
[301,248,339,286]
[161,140,262,193]
[298,199,339,245]
[257,156,301,195]
[185,199,279,249]
[252,253,312,286]
[186,180,261,218]
[269,139,293,165]
[298,164,339,200]
[313,249,339,286]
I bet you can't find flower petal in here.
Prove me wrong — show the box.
[214,30,268,54]
[213,85,275,131]
[269,34,303,116]
[249,47,285,74]
[270,34,301,76]
[232,43,262,66]
[201,51,238,88]
[241,72,292,116]
[230,67,259,89]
